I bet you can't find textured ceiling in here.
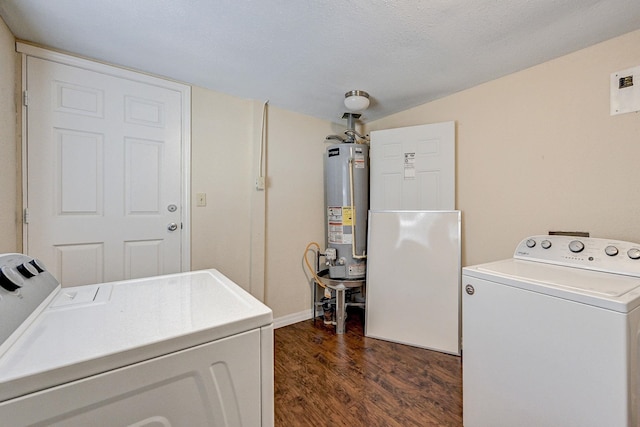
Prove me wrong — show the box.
[1,0,640,123]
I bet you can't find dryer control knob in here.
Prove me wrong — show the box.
[526,239,536,248]
[541,240,552,249]
[568,240,585,253]
[605,245,619,256]
[17,262,38,278]
[0,266,23,292]
[29,259,46,273]
[627,248,640,260]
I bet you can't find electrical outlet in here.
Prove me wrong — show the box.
[196,193,207,207]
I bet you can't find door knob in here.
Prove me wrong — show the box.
[167,223,178,232]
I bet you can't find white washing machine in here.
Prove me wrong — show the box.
[462,235,640,427]
[0,253,274,426]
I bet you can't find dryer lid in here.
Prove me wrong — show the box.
[0,269,272,402]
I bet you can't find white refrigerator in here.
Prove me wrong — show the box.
[365,210,461,355]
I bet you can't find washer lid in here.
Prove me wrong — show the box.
[464,259,640,312]
[0,269,273,402]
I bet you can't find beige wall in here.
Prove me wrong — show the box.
[190,88,331,317]
[262,107,332,317]
[0,17,18,253]
[190,87,254,287]
[368,29,640,267]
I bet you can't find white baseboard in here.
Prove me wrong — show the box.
[273,308,314,329]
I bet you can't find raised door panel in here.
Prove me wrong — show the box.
[56,129,103,215]
[124,240,163,280]
[125,138,162,215]
[54,244,104,286]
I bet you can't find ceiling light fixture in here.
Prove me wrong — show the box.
[344,90,370,112]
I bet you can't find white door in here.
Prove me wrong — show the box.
[370,121,455,210]
[23,49,190,286]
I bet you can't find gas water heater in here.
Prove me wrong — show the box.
[324,142,369,279]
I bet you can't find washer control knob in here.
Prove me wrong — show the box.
[568,240,585,253]
[526,239,536,248]
[16,262,38,278]
[605,245,619,257]
[541,240,552,249]
[628,248,640,260]
[0,266,23,292]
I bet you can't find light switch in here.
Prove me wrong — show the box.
[196,193,207,207]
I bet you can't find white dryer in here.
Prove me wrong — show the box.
[462,235,640,427]
[0,253,274,426]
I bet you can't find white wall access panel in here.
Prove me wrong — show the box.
[365,210,461,355]
[370,121,455,210]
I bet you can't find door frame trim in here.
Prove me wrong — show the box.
[17,42,191,272]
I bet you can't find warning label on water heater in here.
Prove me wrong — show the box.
[327,206,353,244]
[342,206,353,226]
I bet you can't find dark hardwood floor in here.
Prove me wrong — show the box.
[274,309,462,426]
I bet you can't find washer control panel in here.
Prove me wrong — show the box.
[515,235,640,277]
[0,254,60,356]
